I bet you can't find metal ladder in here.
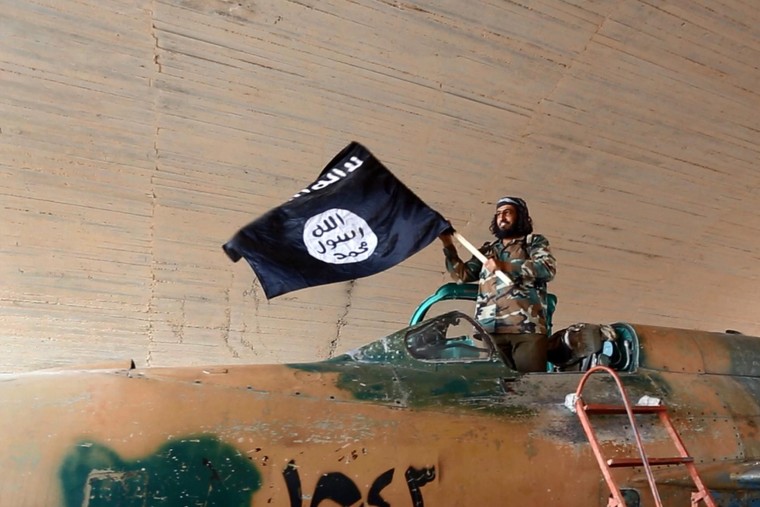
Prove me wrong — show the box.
[574,365,717,507]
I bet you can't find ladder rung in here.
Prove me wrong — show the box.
[583,403,667,415]
[607,456,694,468]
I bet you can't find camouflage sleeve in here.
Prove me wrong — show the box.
[500,234,556,284]
[443,246,482,283]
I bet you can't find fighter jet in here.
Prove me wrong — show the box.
[0,283,756,506]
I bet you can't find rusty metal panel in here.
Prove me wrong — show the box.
[634,324,760,377]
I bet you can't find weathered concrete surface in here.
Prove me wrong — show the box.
[1,0,758,372]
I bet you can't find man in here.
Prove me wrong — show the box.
[439,196,556,372]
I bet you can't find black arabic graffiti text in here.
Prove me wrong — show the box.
[283,460,435,507]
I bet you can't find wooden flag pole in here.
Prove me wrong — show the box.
[452,231,512,286]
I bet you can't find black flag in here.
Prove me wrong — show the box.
[223,142,450,299]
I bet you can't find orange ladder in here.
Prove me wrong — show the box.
[574,365,716,507]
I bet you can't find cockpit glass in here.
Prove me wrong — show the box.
[405,311,494,362]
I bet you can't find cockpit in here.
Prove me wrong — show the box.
[405,312,494,362]
[404,310,638,373]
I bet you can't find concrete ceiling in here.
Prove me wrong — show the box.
[1,0,758,372]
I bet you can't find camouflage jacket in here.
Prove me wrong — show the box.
[444,234,556,335]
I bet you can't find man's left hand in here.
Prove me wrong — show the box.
[484,257,499,273]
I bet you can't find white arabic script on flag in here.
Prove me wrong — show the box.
[303,208,378,264]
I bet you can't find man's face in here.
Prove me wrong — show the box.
[494,204,518,232]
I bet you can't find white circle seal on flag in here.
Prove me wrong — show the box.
[303,209,378,264]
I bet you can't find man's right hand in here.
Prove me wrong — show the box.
[439,232,454,247]
[439,221,455,247]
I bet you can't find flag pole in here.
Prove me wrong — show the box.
[452,231,512,285]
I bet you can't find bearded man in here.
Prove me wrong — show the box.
[439,196,557,372]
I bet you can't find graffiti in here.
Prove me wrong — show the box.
[60,436,261,507]
[367,468,395,507]
[405,466,436,506]
[61,437,434,506]
[283,460,436,507]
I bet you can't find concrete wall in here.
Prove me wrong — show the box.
[2,0,759,372]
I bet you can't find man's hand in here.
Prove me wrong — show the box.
[484,257,499,273]
[438,232,454,247]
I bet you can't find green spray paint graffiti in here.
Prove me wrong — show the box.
[60,435,261,507]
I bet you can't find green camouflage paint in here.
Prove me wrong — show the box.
[60,435,261,507]
[291,358,535,417]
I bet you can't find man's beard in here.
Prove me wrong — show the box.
[493,222,520,239]
[494,226,519,240]
[490,214,529,239]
